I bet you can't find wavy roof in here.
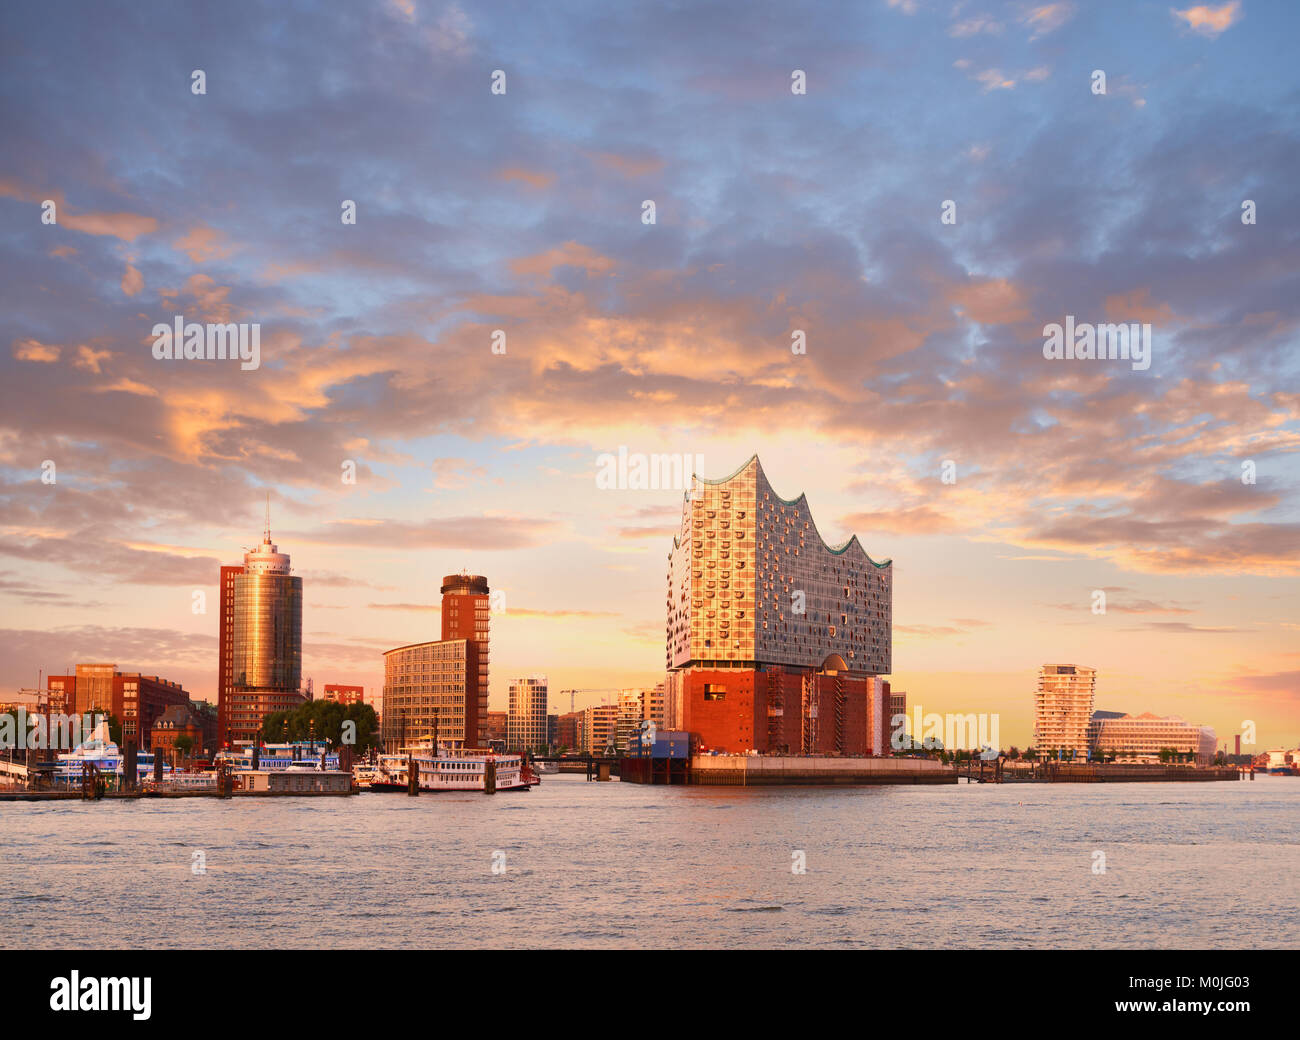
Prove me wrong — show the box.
[675,454,892,568]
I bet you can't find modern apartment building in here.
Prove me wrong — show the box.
[1034,664,1097,757]
[665,455,894,754]
[642,682,667,729]
[579,703,619,755]
[508,675,549,751]
[380,639,479,751]
[1089,711,1217,763]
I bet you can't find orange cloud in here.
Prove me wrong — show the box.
[12,339,60,362]
[1104,287,1175,325]
[122,262,144,297]
[1172,2,1241,37]
[173,224,237,263]
[589,152,665,178]
[0,180,157,241]
[952,277,1029,324]
[499,166,554,190]
[509,241,616,279]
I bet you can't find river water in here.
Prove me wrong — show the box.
[2,775,1295,948]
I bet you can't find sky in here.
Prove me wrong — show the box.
[1,0,1297,750]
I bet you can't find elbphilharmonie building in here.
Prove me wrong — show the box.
[665,456,895,755]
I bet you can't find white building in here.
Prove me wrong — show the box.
[1034,664,1096,757]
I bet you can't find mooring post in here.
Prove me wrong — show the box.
[407,754,419,796]
[484,758,496,795]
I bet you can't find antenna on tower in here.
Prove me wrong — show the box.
[264,491,271,542]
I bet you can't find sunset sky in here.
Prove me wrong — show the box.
[1,0,1296,749]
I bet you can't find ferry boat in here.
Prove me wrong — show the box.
[534,759,559,775]
[368,743,539,793]
[52,724,213,789]
[1264,749,1295,775]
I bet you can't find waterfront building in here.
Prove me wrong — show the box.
[217,512,305,746]
[322,683,365,706]
[665,455,894,755]
[151,702,217,762]
[642,682,667,729]
[555,710,582,752]
[615,689,643,750]
[381,639,479,752]
[580,703,619,755]
[441,573,490,745]
[889,689,907,743]
[46,664,191,749]
[507,675,549,751]
[481,710,508,746]
[1034,664,1096,758]
[1089,711,1217,764]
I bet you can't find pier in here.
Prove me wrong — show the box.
[676,755,955,786]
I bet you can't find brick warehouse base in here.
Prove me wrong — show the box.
[680,666,893,755]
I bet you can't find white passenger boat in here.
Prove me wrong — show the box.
[368,743,539,792]
[53,723,170,786]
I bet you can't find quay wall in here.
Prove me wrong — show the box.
[689,755,956,786]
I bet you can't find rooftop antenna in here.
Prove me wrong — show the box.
[264,491,271,543]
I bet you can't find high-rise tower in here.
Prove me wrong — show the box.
[1035,664,1096,758]
[217,502,305,746]
[440,573,490,746]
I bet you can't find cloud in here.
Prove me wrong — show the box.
[12,338,60,362]
[173,224,237,264]
[1225,670,1300,699]
[499,166,554,190]
[1171,2,1241,37]
[74,345,112,373]
[291,515,559,551]
[950,14,1002,37]
[121,262,144,296]
[1022,3,1075,39]
[975,68,1016,91]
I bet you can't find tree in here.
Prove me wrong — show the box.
[173,734,194,766]
[260,700,380,751]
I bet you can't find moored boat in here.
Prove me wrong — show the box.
[367,743,539,793]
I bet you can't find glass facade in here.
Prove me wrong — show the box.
[667,456,892,675]
[381,639,476,750]
[231,572,302,691]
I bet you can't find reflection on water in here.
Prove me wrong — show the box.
[1,776,1296,948]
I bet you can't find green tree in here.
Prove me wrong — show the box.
[173,734,194,764]
[260,699,380,751]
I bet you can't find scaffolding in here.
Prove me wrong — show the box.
[801,672,818,754]
[767,669,783,752]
